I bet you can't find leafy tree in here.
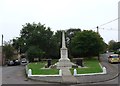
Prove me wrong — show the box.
[53,28,81,50]
[52,30,62,58]
[115,42,120,50]
[52,29,81,59]
[66,28,81,58]
[115,42,120,54]
[108,40,120,51]
[108,40,120,53]
[20,23,53,53]
[66,28,81,46]
[26,46,45,62]
[108,40,116,51]
[70,30,106,58]
[12,22,60,60]
[12,37,26,54]
[3,41,15,60]
[12,38,19,52]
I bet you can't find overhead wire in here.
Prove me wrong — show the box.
[100,17,119,27]
[92,17,120,31]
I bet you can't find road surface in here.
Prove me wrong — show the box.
[2,65,57,84]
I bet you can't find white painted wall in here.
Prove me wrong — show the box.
[118,1,120,41]
[0,46,2,85]
[0,46,2,66]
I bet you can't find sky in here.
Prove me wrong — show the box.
[0,0,120,45]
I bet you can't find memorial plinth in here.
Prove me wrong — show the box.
[57,31,74,69]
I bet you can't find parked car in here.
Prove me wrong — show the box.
[7,59,20,66]
[13,60,21,65]
[7,60,14,66]
[21,58,28,65]
[108,54,120,63]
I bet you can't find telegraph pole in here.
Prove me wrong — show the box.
[96,26,99,33]
[96,26,100,61]
[2,34,4,66]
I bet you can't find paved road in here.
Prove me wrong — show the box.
[2,65,57,84]
[92,53,119,85]
[98,53,120,84]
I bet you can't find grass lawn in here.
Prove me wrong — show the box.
[70,58,103,74]
[27,58,102,75]
[27,62,59,75]
[51,59,58,65]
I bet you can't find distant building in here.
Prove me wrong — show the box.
[118,1,120,42]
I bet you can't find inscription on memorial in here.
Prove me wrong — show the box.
[62,50,66,55]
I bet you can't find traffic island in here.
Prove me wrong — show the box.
[25,59,116,84]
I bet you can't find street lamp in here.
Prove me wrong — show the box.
[96,26,99,33]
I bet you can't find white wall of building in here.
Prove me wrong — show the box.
[118,1,120,42]
[0,46,2,66]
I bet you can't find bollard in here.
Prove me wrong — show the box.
[103,67,107,74]
[74,69,77,76]
[59,69,62,76]
[28,69,32,77]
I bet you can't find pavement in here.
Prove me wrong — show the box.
[2,66,57,84]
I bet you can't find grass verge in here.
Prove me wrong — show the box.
[70,58,103,74]
[27,62,59,75]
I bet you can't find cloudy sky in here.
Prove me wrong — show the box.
[0,0,120,45]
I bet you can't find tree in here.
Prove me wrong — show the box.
[66,28,81,58]
[12,37,26,54]
[52,29,81,59]
[52,30,62,58]
[3,41,15,60]
[12,22,60,60]
[26,46,45,62]
[108,40,120,51]
[70,30,106,58]
[108,40,120,54]
[108,40,116,51]
[53,28,81,50]
[66,28,81,46]
[20,23,53,53]
[115,42,120,54]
